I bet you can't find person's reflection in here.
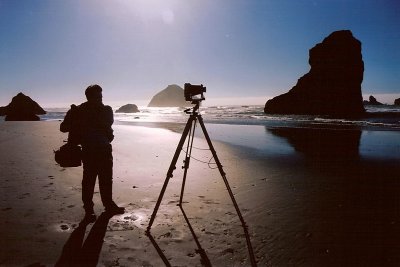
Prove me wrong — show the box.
[55,212,112,267]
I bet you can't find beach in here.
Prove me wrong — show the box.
[0,121,399,266]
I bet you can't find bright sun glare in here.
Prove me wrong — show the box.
[116,0,176,24]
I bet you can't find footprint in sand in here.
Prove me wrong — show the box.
[204,199,220,205]
[123,214,139,221]
[221,248,234,255]
[159,232,173,238]
[60,224,70,231]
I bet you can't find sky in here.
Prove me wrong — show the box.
[0,0,399,107]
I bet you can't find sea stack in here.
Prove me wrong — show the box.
[264,30,365,117]
[0,93,46,121]
[115,104,140,113]
[366,95,384,105]
[148,84,189,107]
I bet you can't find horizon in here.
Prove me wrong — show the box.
[2,93,398,110]
[1,1,399,107]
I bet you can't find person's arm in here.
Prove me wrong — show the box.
[60,104,77,133]
[104,105,114,126]
[104,105,114,142]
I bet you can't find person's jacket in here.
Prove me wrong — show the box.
[60,102,114,147]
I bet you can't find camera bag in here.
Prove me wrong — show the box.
[54,143,82,167]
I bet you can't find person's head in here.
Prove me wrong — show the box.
[85,84,103,103]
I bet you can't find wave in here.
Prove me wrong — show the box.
[38,105,400,130]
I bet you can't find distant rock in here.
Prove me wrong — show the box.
[365,95,383,105]
[115,104,140,113]
[264,30,365,117]
[0,93,46,121]
[148,84,190,107]
[394,98,400,106]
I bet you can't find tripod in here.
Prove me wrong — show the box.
[146,102,257,267]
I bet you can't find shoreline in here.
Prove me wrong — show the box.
[0,121,399,266]
[116,120,400,161]
[8,103,396,131]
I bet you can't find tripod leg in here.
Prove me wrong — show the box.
[197,116,242,218]
[197,115,257,267]
[146,115,195,233]
[179,117,197,206]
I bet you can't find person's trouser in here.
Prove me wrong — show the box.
[82,144,114,212]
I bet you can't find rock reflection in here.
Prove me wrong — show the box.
[264,126,400,265]
[267,127,361,160]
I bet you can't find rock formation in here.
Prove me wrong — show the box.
[365,95,383,105]
[115,104,140,113]
[0,93,46,121]
[264,30,365,117]
[148,84,190,107]
[394,98,400,106]
[0,106,6,116]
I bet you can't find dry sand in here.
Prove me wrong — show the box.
[0,121,399,266]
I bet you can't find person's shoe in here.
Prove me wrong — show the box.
[105,203,125,215]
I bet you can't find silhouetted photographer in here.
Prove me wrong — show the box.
[60,84,125,221]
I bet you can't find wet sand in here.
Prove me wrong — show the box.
[0,121,399,266]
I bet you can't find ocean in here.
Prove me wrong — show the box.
[40,104,400,130]
[39,105,400,162]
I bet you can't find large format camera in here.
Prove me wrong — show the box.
[184,83,206,102]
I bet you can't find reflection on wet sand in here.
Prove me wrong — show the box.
[268,127,361,159]
[263,126,400,266]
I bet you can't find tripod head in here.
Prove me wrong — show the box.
[183,83,206,115]
[184,101,201,115]
[184,83,206,102]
